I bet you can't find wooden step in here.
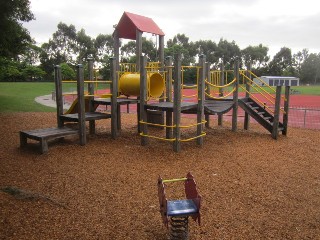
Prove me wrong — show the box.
[20,127,78,154]
[257,111,265,115]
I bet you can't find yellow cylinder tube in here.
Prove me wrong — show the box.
[119,73,164,98]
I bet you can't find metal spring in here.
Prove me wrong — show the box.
[169,216,189,240]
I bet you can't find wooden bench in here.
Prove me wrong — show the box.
[20,127,78,154]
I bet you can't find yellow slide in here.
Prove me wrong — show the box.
[64,96,99,114]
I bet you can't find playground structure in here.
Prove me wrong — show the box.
[20,11,291,154]
[158,172,201,240]
[137,53,290,152]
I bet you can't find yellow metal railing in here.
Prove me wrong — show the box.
[239,71,286,114]
[139,120,207,142]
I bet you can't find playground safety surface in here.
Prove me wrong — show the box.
[1,112,320,239]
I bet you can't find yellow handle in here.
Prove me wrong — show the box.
[162,178,188,183]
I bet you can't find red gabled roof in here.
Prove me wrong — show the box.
[115,12,165,40]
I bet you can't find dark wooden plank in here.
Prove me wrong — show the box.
[93,98,138,105]
[145,102,197,112]
[20,127,79,154]
[60,112,111,122]
[203,100,234,115]
[20,127,78,140]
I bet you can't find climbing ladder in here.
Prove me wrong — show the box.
[238,70,290,139]
[238,97,284,133]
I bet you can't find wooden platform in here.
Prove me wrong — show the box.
[204,100,234,115]
[145,102,197,112]
[20,127,78,154]
[59,112,111,122]
[93,98,138,106]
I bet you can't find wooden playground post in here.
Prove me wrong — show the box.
[54,65,64,128]
[136,30,143,70]
[140,55,148,146]
[110,57,118,139]
[205,62,211,128]
[244,62,252,130]
[173,54,182,152]
[282,86,290,135]
[197,55,206,146]
[159,35,165,69]
[165,56,173,139]
[218,63,224,126]
[76,64,86,145]
[232,60,239,132]
[113,29,120,71]
[87,56,95,135]
[272,86,282,139]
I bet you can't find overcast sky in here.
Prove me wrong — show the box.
[24,0,320,57]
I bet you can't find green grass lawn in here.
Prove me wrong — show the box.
[238,84,320,95]
[0,82,56,112]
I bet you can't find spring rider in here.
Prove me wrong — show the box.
[158,172,201,240]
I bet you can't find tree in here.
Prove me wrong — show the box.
[216,38,241,67]
[60,63,76,80]
[300,53,320,84]
[165,34,196,66]
[194,40,218,65]
[49,22,78,64]
[22,65,46,81]
[120,40,136,62]
[76,29,95,63]
[40,22,78,80]
[94,34,114,62]
[0,0,35,59]
[293,49,309,77]
[241,44,269,68]
[0,57,22,81]
[120,38,157,63]
[267,47,294,76]
[19,42,43,65]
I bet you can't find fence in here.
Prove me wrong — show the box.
[288,107,320,129]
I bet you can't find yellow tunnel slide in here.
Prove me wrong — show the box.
[119,73,164,98]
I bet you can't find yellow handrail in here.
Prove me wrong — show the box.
[205,87,236,99]
[139,121,175,128]
[240,73,275,101]
[205,78,236,88]
[62,80,111,83]
[239,85,275,114]
[180,132,206,142]
[139,133,176,142]
[180,120,206,128]
[162,178,188,183]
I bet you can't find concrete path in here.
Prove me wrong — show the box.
[35,94,71,110]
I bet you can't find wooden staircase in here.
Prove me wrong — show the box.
[239,97,284,134]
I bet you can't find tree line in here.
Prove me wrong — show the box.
[1,0,320,84]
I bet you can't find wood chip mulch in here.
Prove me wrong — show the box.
[0,112,319,239]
